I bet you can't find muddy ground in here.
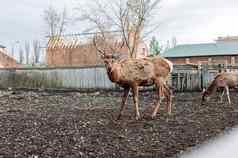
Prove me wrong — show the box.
[0,90,238,158]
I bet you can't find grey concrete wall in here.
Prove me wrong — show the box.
[0,65,235,91]
[0,66,116,90]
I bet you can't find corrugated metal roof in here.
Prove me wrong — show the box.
[162,43,238,58]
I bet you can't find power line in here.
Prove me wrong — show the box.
[46,30,122,38]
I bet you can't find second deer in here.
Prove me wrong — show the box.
[202,72,238,104]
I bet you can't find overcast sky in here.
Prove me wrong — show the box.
[1,0,238,51]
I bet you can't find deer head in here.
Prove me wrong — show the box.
[201,88,210,104]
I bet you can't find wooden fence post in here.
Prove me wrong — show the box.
[201,64,209,89]
[218,64,222,73]
[198,65,202,91]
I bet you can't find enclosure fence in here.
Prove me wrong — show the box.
[0,64,237,92]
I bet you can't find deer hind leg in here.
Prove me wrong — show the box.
[225,86,231,104]
[151,81,163,119]
[132,85,140,120]
[157,89,163,104]
[117,87,130,120]
[164,84,172,115]
[219,88,225,103]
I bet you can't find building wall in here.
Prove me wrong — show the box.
[167,55,238,65]
[47,44,103,67]
[47,43,130,67]
[46,39,149,67]
[0,50,19,68]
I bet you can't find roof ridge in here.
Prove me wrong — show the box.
[176,43,216,47]
[162,42,238,58]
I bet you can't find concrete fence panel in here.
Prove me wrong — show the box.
[0,64,236,91]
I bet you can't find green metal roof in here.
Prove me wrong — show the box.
[162,43,238,58]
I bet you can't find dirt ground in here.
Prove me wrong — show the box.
[0,90,238,158]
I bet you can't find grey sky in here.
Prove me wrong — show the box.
[158,0,238,44]
[1,0,238,50]
[0,0,74,47]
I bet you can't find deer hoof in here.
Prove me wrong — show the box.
[135,115,141,120]
[116,114,122,120]
[151,114,156,119]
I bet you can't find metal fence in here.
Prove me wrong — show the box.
[0,64,237,91]
[0,66,115,90]
[171,64,238,91]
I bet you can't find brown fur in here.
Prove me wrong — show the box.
[202,72,238,104]
[102,55,173,120]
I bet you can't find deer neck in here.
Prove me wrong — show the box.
[104,61,120,82]
[206,80,218,96]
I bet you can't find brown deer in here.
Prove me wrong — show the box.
[202,72,238,104]
[93,38,173,120]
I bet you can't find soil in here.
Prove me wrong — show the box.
[0,90,238,158]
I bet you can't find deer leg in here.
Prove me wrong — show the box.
[219,88,225,103]
[164,84,172,115]
[158,90,161,104]
[132,85,140,120]
[225,86,231,104]
[117,87,130,120]
[158,90,163,104]
[151,82,163,119]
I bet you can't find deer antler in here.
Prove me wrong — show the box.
[93,34,124,58]
[109,39,124,55]
[93,36,105,58]
[107,39,117,54]
[120,40,125,49]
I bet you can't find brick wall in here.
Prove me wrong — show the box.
[47,44,103,67]
[47,42,129,67]
[167,55,238,65]
[0,50,19,68]
[46,38,149,67]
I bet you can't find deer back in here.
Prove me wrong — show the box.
[150,56,173,79]
[113,59,155,83]
[219,72,238,87]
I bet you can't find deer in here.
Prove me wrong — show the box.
[202,72,238,104]
[93,37,173,120]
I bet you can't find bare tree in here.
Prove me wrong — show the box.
[25,41,30,65]
[44,6,68,37]
[19,46,24,64]
[171,36,177,48]
[11,46,15,57]
[33,40,41,65]
[165,40,170,50]
[78,0,161,58]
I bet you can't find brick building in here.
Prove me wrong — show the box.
[0,45,19,68]
[46,37,149,67]
[162,36,238,65]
